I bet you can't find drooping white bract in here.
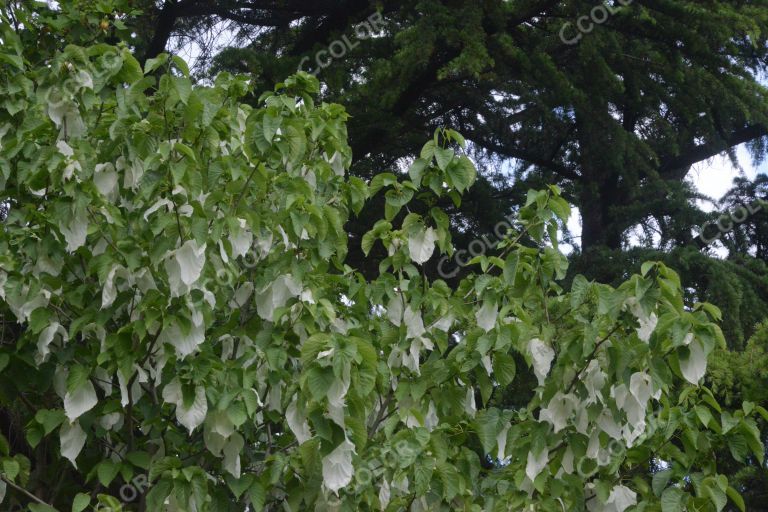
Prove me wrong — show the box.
[408,226,438,264]
[47,100,85,138]
[162,377,208,433]
[464,386,477,418]
[93,162,118,198]
[255,274,302,321]
[525,448,549,481]
[164,240,207,297]
[36,322,68,365]
[433,312,454,332]
[582,360,606,405]
[496,424,510,460]
[629,372,653,405]
[424,401,439,432]
[475,301,498,332]
[597,407,624,441]
[101,265,121,309]
[378,479,391,509]
[586,483,638,512]
[56,140,74,157]
[539,392,577,433]
[328,151,345,176]
[528,338,555,385]
[101,265,136,309]
[5,285,50,323]
[637,312,658,343]
[229,218,253,258]
[625,297,658,342]
[203,410,235,457]
[327,363,351,428]
[64,379,98,422]
[143,198,174,220]
[386,295,404,326]
[60,420,87,468]
[286,397,313,444]
[403,306,426,339]
[99,412,123,431]
[608,485,638,512]
[680,337,707,384]
[322,438,355,494]
[158,305,206,358]
[59,208,88,252]
[222,432,245,478]
[116,155,144,190]
[117,365,148,407]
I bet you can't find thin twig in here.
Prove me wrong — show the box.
[566,325,621,393]
[1,475,53,507]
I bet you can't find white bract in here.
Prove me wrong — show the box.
[408,226,438,264]
[322,438,355,494]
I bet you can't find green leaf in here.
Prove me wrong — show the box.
[171,55,190,77]
[473,408,502,454]
[652,469,673,497]
[28,505,57,512]
[173,142,196,162]
[434,147,454,170]
[727,434,749,462]
[227,401,248,427]
[25,423,44,449]
[408,158,429,187]
[72,493,90,512]
[125,451,151,470]
[263,112,282,143]
[549,196,571,222]
[446,156,476,193]
[226,474,254,499]
[144,53,169,74]
[148,457,182,482]
[661,487,685,512]
[704,480,727,512]
[640,261,656,276]
[2,458,20,480]
[361,230,376,256]
[726,486,746,512]
[96,460,120,487]
[35,409,65,435]
[248,480,266,510]
[437,462,461,500]
[66,365,90,395]
[694,405,713,428]
[306,366,335,401]
[0,51,23,71]
[420,140,436,160]
[492,353,516,387]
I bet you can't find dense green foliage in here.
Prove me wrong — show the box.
[1,7,766,511]
[2,1,768,511]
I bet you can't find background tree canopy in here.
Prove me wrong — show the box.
[2,0,768,510]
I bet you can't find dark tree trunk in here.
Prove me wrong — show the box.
[141,0,179,65]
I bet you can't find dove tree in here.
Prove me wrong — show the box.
[0,9,765,512]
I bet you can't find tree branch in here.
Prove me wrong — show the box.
[658,124,768,180]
